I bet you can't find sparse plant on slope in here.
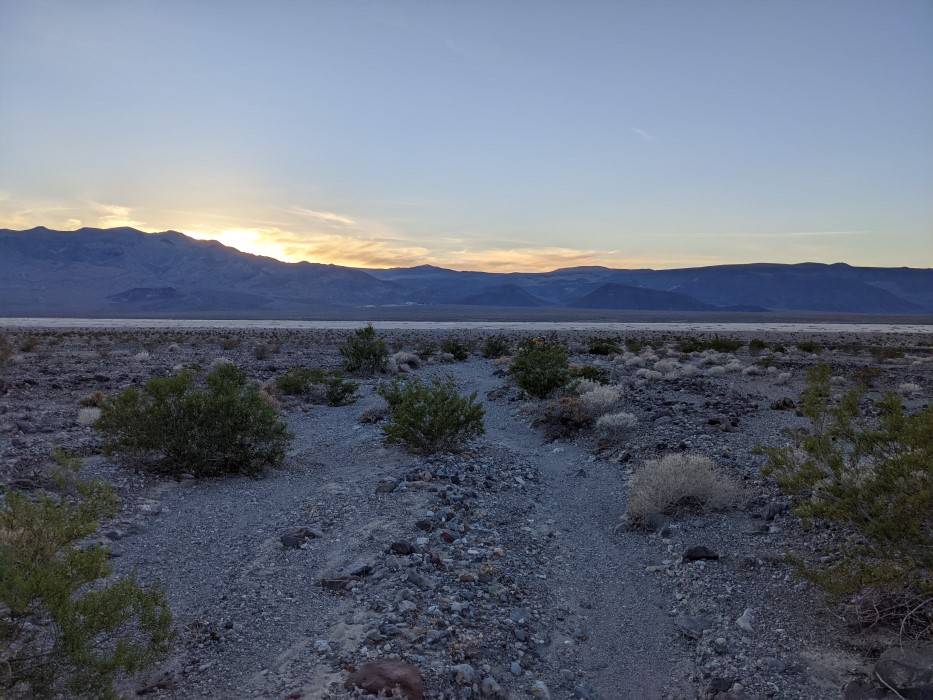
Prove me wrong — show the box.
[340,324,388,374]
[0,449,173,699]
[509,337,570,399]
[96,362,292,477]
[758,365,933,635]
[378,376,484,454]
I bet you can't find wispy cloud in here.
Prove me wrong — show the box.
[291,207,357,227]
[629,126,657,143]
[713,230,868,238]
[93,203,145,229]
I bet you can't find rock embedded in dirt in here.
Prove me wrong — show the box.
[676,615,713,640]
[683,545,720,561]
[344,659,425,700]
[874,645,933,699]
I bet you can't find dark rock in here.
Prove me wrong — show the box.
[705,677,736,696]
[344,659,425,700]
[280,534,304,549]
[345,562,372,577]
[375,481,398,494]
[841,679,893,700]
[415,519,433,532]
[15,420,36,434]
[874,645,933,699]
[640,513,669,533]
[320,576,356,592]
[390,541,413,555]
[676,615,713,640]
[770,397,796,410]
[683,545,720,561]
[760,501,787,521]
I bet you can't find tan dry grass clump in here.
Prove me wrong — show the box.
[626,453,743,522]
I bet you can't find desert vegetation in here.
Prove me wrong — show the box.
[0,324,930,699]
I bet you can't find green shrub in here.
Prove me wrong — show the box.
[218,335,242,350]
[377,376,484,454]
[796,341,821,354]
[440,338,472,361]
[587,337,621,356]
[1,449,173,698]
[340,325,388,374]
[748,338,768,355]
[415,340,437,360]
[759,365,933,603]
[274,368,358,406]
[624,337,648,353]
[96,362,292,477]
[569,364,611,384]
[509,338,570,399]
[482,335,511,358]
[869,346,904,362]
[676,335,743,354]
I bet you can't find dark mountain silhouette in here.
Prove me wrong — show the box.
[567,283,716,311]
[0,227,404,314]
[1,227,931,316]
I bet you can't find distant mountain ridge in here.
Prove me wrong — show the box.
[1,227,931,315]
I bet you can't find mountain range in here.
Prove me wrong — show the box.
[1,227,931,316]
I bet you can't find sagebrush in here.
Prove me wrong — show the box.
[274,368,358,405]
[0,449,173,698]
[96,362,292,477]
[627,453,743,523]
[378,376,485,453]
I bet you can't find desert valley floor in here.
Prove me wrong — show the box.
[1,322,931,700]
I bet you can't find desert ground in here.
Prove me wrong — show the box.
[1,323,931,699]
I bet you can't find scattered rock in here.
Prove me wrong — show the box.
[735,608,755,632]
[375,480,398,494]
[676,615,713,640]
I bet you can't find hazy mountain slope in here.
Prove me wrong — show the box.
[567,283,717,311]
[0,227,405,314]
[457,283,550,307]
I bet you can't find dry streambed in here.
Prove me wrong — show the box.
[1,328,931,699]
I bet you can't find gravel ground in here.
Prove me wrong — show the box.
[1,326,931,699]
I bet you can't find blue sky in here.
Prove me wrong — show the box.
[1,0,931,270]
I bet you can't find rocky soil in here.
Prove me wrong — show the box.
[1,325,931,699]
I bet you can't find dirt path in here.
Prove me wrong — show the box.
[440,361,691,699]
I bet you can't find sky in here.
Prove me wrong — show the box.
[1,0,931,271]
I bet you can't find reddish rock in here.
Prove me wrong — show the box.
[344,660,424,699]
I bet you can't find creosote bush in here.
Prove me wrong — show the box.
[508,337,570,399]
[0,333,12,370]
[1,449,173,698]
[626,453,743,523]
[439,338,472,361]
[340,325,388,374]
[759,365,933,616]
[274,368,358,406]
[676,335,743,354]
[377,376,484,454]
[569,364,611,384]
[95,362,292,477]
[587,337,622,356]
[482,335,511,359]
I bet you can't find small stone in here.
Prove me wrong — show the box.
[390,541,413,555]
[375,481,398,494]
[736,608,755,632]
[761,657,785,673]
[415,519,433,532]
[313,640,331,653]
[451,664,475,685]
[573,684,602,700]
[683,545,720,561]
[346,562,372,577]
[510,661,521,676]
[676,616,712,640]
[480,676,501,697]
[530,680,551,698]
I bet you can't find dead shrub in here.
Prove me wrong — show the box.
[537,396,592,439]
[626,453,743,523]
